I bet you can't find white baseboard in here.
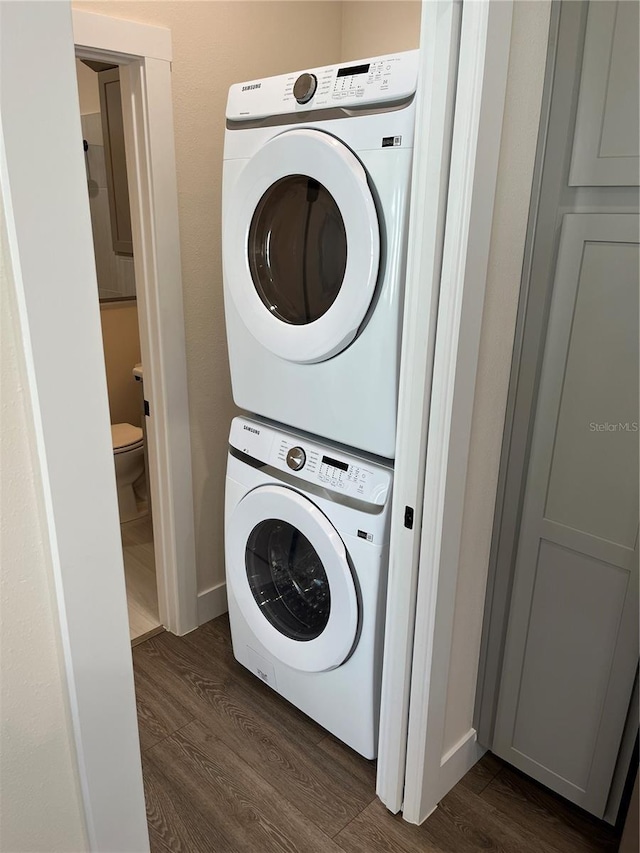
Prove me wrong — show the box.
[197,581,228,625]
[438,728,486,800]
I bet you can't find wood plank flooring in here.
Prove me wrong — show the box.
[133,615,622,853]
[121,514,161,641]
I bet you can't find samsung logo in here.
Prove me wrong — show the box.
[243,425,260,435]
[242,83,261,92]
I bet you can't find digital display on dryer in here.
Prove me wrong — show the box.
[322,455,349,472]
[337,63,370,78]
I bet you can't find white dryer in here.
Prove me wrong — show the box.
[222,51,418,458]
[225,416,393,758]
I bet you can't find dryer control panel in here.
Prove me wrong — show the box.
[227,50,418,121]
[230,417,391,507]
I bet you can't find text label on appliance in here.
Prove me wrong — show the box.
[382,135,402,148]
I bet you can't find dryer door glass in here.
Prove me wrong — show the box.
[245,518,330,640]
[225,128,380,363]
[248,175,347,325]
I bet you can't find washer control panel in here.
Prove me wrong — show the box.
[230,418,391,507]
[275,439,389,505]
[227,50,418,120]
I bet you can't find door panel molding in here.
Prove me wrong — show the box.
[569,1,640,187]
[541,519,636,570]
[491,213,639,816]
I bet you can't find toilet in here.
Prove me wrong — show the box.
[111,422,145,523]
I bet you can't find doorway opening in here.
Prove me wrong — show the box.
[72,8,199,644]
[75,56,161,644]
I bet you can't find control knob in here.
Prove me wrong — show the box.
[293,73,317,104]
[286,446,306,471]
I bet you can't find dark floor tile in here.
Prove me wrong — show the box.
[336,784,564,853]
[481,766,620,853]
[430,785,560,853]
[335,798,440,853]
[144,722,343,853]
[143,753,233,853]
[161,624,327,746]
[133,662,194,752]
[317,733,378,791]
[135,629,375,836]
[134,615,621,853]
[456,751,504,795]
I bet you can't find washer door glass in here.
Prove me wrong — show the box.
[246,519,330,640]
[248,176,347,325]
[227,484,359,672]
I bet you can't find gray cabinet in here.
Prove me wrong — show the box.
[478,0,639,821]
[569,1,639,187]
[98,68,133,256]
[491,213,639,816]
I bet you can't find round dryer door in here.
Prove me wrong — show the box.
[224,129,380,364]
[227,484,359,672]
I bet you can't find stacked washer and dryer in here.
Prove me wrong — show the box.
[222,51,418,759]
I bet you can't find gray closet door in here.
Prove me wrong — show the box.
[492,212,639,816]
[569,0,640,187]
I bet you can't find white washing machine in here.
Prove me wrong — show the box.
[222,51,418,458]
[225,416,393,758]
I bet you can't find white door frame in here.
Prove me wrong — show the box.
[376,0,462,813]
[1,3,150,849]
[2,3,197,849]
[73,9,198,637]
[377,0,513,822]
[402,0,513,822]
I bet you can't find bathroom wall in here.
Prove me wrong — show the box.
[1,194,88,852]
[76,60,141,430]
[340,1,421,60]
[100,301,142,428]
[76,56,100,114]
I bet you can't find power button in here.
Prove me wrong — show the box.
[286,446,306,471]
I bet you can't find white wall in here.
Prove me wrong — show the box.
[340,1,421,60]
[0,198,88,853]
[442,0,552,754]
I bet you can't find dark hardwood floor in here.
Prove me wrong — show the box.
[133,615,621,852]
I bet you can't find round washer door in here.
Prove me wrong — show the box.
[227,484,359,672]
[224,129,380,364]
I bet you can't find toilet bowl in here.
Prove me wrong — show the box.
[111,423,145,523]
